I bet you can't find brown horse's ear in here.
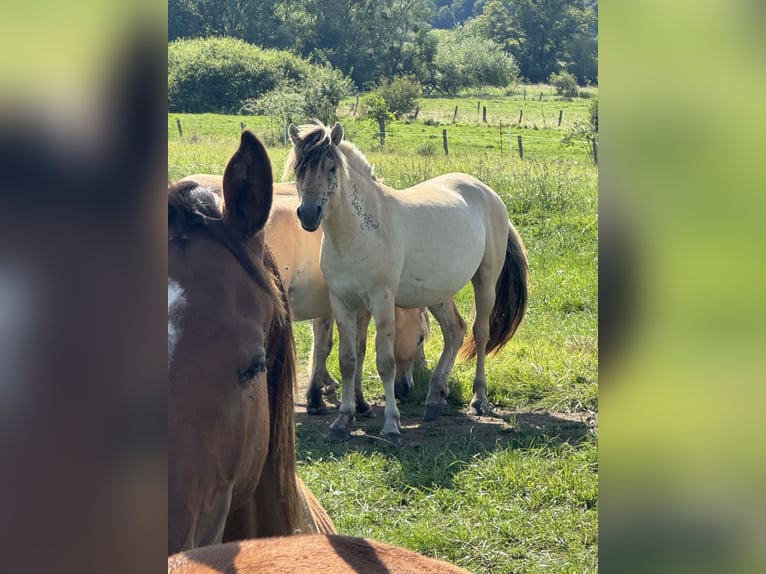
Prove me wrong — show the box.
[222,130,273,238]
[330,122,344,146]
[288,124,301,146]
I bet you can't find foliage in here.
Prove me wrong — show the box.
[168,0,597,90]
[361,93,394,145]
[549,70,579,98]
[471,0,597,84]
[375,76,423,119]
[168,37,307,113]
[169,37,352,116]
[431,28,518,95]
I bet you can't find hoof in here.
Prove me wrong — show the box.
[355,399,373,416]
[470,399,493,416]
[356,404,375,419]
[423,401,447,422]
[394,380,411,399]
[306,403,329,416]
[306,386,327,412]
[328,427,350,442]
[379,431,402,446]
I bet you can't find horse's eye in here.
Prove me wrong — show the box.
[238,359,266,385]
[329,164,337,174]
[418,335,425,345]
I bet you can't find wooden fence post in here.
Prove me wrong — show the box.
[482,106,487,122]
[442,129,448,157]
[517,135,524,159]
[453,105,458,122]
[499,121,503,155]
[518,109,523,125]
[558,110,563,127]
[592,136,598,165]
[477,101,480,116]
[523,88,527,100]
[240,121,246,131]
[413,104,420,119]
[176,118,183,138]
[539,91,543,101]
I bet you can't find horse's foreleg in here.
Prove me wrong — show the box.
[470,279,496,415]
[354,308,373,417]
[327,297,358,441]
[306,316,336,415]
[369,295,401,441]
[424,298,466,421]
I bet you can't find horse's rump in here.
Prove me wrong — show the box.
[168,534,473,574]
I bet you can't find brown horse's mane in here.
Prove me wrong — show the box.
[168,180,300,531]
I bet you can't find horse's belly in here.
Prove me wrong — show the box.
[395,258,478,308]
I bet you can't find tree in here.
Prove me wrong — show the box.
[375,76,422,119]
[361,93,394,146]
[472,0,597,85]
[431,27,519,94]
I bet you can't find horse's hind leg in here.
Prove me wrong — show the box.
[423,298,466,421]
[470,275,497,415]
[306,316,336,415]
[354,308,374,417]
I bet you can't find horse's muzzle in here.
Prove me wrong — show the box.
[296,204,322,232]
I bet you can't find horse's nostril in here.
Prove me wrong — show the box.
[316,205,322,217]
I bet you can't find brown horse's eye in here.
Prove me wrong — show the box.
[238,358,266,386]
[418,335,425,345]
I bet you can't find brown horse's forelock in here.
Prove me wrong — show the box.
[168,181,284,317]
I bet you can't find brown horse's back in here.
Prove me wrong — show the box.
[168,534,473,574]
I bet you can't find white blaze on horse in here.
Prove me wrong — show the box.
[285,120,529,442]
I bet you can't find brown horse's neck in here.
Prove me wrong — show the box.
[223,465,302,540]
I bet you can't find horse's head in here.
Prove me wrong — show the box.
[168,131,295,553]
[286,120,347,232]
[394,308,430,397]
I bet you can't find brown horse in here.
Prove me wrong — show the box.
[168,131,335,555]
[180,174,429,414]
[168,534,473,573]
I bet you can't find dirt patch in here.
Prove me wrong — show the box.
[294,373,596,450]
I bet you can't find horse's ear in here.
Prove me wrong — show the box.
[288,124,301,146]
[330,122,344,146]
[222,130,273,238]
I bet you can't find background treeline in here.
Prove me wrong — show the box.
[169,0,597,89]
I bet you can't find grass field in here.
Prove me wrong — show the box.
[169,88,598,573]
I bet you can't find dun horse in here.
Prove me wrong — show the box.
[168,534,473,573]
[180,175,429,415]
[168,131,335,554]
[286,121,529,442]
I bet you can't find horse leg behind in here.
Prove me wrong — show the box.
[423,298,467,421]
[354,308,374,417]
[306,316,337,415]
[467,266,500,415]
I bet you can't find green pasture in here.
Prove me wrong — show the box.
[168,90,598,573]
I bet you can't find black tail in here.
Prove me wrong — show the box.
[459,223,529,359]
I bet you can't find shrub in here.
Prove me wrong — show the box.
[549,70,579,98]
[169,37,353,116]
[375,77,422,119]
[430,27,518,95]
